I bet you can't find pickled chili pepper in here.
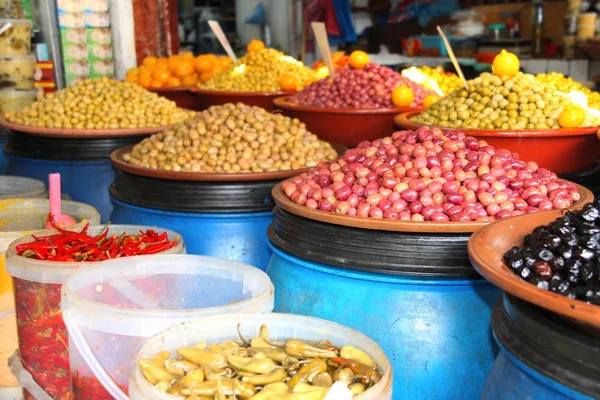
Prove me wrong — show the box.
[16,218,178,262]
[72,372,129,400]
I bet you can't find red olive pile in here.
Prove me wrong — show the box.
[288,64,434,109]
[282,127,581,222]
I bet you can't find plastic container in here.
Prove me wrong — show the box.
[0,0,22,18]
[61,254,274,399]
[0,89,35,113]
[266,206,501,399]
[129,313,392,400]
[0,176,45,200]
[0,19,31,55]
[0,199,99,398]
[482,294,600,400]
[5,225,184,400]
[0,54,35,90]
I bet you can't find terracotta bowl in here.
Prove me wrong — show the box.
[469,210,600,330]
[111,146,310,182]
[394,111,600,175]
[272,181,593,233]
[274,96,421,148]
[189,88,286,111]
[147,87,201,110]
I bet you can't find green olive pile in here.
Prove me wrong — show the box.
[536,72,600,110]
[412,72,600,129]
[139,324,382,399]
[201,49,317,92]
[3,77,193,129]
[124,103,337,173]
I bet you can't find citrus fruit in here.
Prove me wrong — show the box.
[174,61,195,78]
[149,80,164,89]
[152,69,171,83]
[165,76,182,87]
[391,85,414,108]
[200,72,214,83]
[181,52,195,61]
[349,51,369,69]
[125,74,138,83]
[423,94,441,108]
[181,75,198,86]
[218,56,232,68]
[137,75,152,87]
[492,49,520,78]
[142,56,157,66]
[247,39,265,53]
[279,73,298,92]
[167,55,183,74]
[558,106,585,128]
[194,56,213,74]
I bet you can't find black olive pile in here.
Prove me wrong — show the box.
[504,203,600,304]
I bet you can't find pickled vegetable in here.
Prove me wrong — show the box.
[0,19,31,55]
[0,54,35,89]
[124,103,337,173]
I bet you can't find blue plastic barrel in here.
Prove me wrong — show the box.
[110,198,273,269]
[266,207,501,399]
[6,155,114,222]
[0,139,8,175]
[482,295,600,400]
[109,169,287,271]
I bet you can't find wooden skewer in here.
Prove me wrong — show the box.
[311,22,335,79]
[437,26,468,90]
[208,20,238,62]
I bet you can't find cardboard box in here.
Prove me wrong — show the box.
[34,62,54,81]
[87,28,112,45]
[62,43,88,61]
[63,60,89,86]
[84,0,109,12]
[57,0,84,12]
[60,28,87,45]
[58,11,85,28]
[85,11,110,28]
[88,44,113,61]
[90,59,114,78]
[34,80,56,94]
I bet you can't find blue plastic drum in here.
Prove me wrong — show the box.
[266,206,501,399]
[0,139,8,175]
[482,295,600,400]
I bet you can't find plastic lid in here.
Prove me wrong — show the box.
[4,224,181,283]
[0,176,45,200]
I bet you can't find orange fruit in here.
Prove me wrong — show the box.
[125,74,138,83]
[127,67,140,76]
[200,71,214,83]
[173,61,195,78]
[152,69,171,83]
[138,68,152,79]
[182,75,198,86]
[165,76,182,87]
[349,50,369,69]
[247,39,265,53]
[212,65,225,75]
[279,73,298,92]
[558,106,585,128]
[492,49,520,78]
[194,56,214,74]
[138,75,152,88]
[423,94,441,108]
[142,56,157,66]
[391,85,414,108]
[181,52,195,61]
[149,80,165,89]
[167,55,183,74]
[218,56,232,68]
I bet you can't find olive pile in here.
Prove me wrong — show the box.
[504,203,600,305]
[415,66,463,95]
[3,77,193,129]
[201,49,318,92]
[412,72,600,129]
[536,72,600,110]
[124,103,337,173]
[139,324,382,399]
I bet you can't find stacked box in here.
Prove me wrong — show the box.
[87,28,113,78]
[34,61,55,94]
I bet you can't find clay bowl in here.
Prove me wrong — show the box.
[148,87,201,110]
[469,209,600,330]
[394,111,600,175]
[274,96,421,148]
[0,117,169,139]
[190,88,286,111]
[111,146,310,182]
[271,181,593,233]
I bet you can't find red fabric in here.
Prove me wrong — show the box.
[305,0,341,53]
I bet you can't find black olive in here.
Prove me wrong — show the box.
[520,267,532,279]
[550,256,566,272]
[579,234,600,251]
[537,248,554,262]
[550,277,570,294]
[574,246,595,261]
[581,205,599,222]
[545,234,561,249]
[529,277,549,290]
[557,243,573,260]
[581,263,596,282]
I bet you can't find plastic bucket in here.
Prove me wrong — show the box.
[61,254,275,400]
[0,199,99,397]
[5,225,184,400]
[267,207,501,399]
[0,177,46,200]
[129,313,392,400]
[482,294,600,400]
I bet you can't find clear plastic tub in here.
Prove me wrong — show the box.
[61,254,274,400]
[0,176,46,200]
[6,225,184,400]
[0,54,35,90]
[129,313,393,400]
[0,19,32,55]
[0,199,98,397]
[0,89,36,113]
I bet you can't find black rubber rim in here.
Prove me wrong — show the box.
[0,127,7,141]
[268,206,479,277]
[559,162,600,196]
[492,294,600,398]
[110,169,279,213]
[3,130,148,160]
